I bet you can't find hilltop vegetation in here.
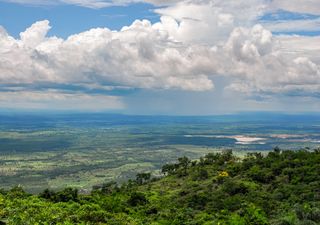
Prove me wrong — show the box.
[0,149,319,224]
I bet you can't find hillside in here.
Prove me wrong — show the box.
[1,149,319,225]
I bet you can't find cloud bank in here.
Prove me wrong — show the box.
[0,0,319,111]
[1,20,319,94]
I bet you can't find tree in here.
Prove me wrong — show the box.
[218,149,234,165]
[127,192,148,206]
[161,163,177,175]
[7,186,27,199]
[54,187,78,202]
[39,188,56,201]
[197,168,209,180]
[204,153,218,165]
[136,173,151,185]
[178,156,191,176]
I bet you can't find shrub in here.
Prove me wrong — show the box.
[127,192,148,206]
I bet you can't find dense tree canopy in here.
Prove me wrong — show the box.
[0,149,319,224]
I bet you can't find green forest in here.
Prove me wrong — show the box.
[1,149,319,225]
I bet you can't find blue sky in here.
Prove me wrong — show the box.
[0,1,160,38]
[0,0,319,114]
[1,1,319,38]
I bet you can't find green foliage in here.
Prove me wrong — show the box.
[177,156,191,176]
[161,163,178,175]
[127,192,148,207]
[136,173,151,185]
[1,149,320,224]
[40,187,79,203]
[195,168,209,180]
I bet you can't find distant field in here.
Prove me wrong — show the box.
[0,113,319,193]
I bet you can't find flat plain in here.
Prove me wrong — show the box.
[0,113,319,193]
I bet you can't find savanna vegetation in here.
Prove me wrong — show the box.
[2,113,320,193]
[0,148,319,224]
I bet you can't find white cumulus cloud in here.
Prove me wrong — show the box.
[1,0,320,112]
[0,19,215,91]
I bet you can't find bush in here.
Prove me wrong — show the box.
[54,188,79,202]
[127,192,148,206]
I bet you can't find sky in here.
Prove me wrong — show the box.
[0,0,319,115]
